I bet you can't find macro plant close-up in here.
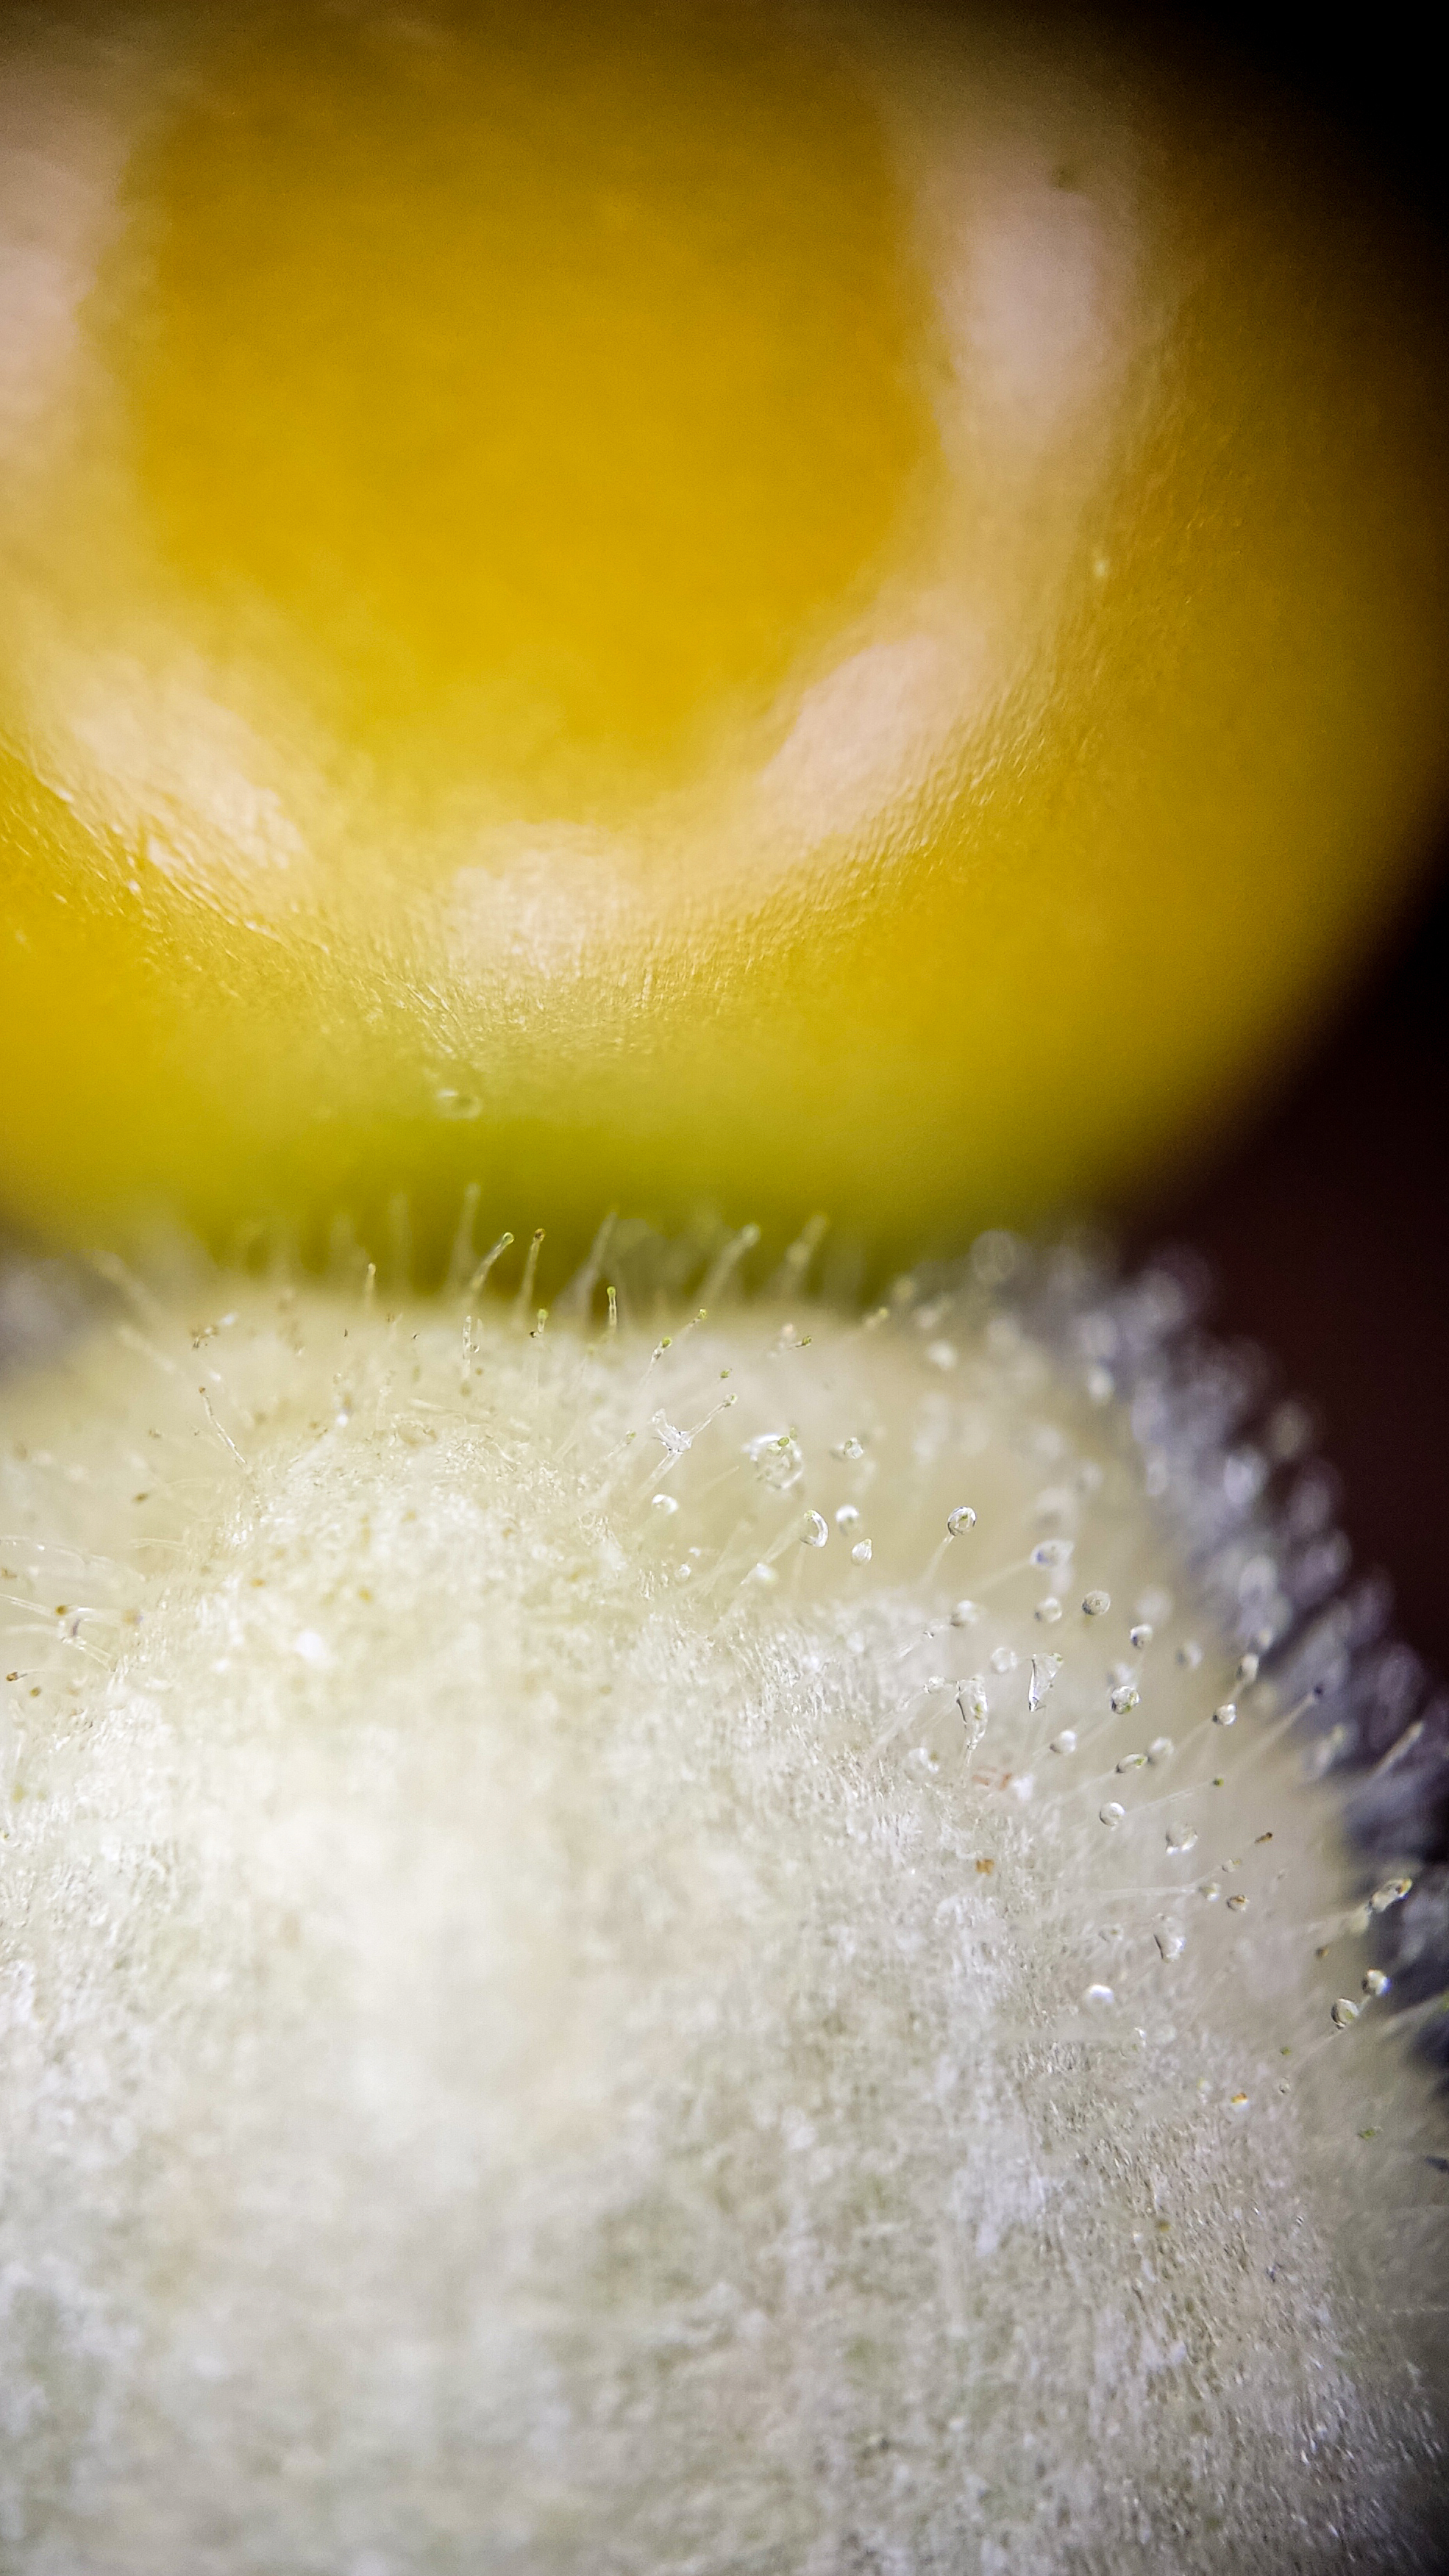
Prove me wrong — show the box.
[1,3,1448,2569]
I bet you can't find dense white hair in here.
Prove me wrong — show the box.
[1,1238,1445,2569]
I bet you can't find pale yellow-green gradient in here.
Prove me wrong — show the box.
[1,1,1446,1283]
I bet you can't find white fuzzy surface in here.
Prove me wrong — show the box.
[0,1261,1445,2570]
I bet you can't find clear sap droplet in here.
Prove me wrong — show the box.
[1331,1997,1360,2030]
[1130,1623,1154,1650]
[1371,1875,1413,1912]
[1082,1589,1111,1618]
[1362,1969,1391,1998]
[1226,1894,1249,1913]
[1035,1596,1063,1624]
[989,1646,1018,1675]
[1050,1729,1078,1756]
[1031,1538,1074,1571]
[1177,1641,1204,1671]
[1155,1927,1186,1961]
[1100,1802,1126,1827]
[1212,1702,1238,1728]
[652,1493,680,1516]
[1085,1983,1116,2006]
[745,1431,804,1491]
[851,1538,873,1565]
[1109,1683,1140,1716]
[947,1506,978,1539]
[1147,1736,1174,1766]
[1236,1652,1261,1686]
[832,1436,866,1462]
[1116,1752,1147,1774]
[1029,1653,1062,1711]
[959,1676,989,1724]
[835,1503,860,1528]
[1167,1824,1197,1854]
[434,1087,482,1120]
[950,1599,983,1627]
[802,1511,829,1549]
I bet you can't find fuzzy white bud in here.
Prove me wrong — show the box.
[0,1255,1445,2568]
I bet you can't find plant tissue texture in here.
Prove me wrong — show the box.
[0,1236,1445,2571]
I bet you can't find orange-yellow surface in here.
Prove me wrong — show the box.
[1,2,1445,1277]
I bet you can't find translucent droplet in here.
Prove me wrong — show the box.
[1130,1622,1154,1650]
[1100,1802,1126,1827]
[1109,1683,1140,1716]
[1035,1596,1063,1624]
[950,1599,983,1627]
[1362,1969,1391,1998]
[958,1676,989,1725]
[835,1504,860,1529]
[1177,1641,1204,1670]
[1155,1926,1185,1961]
[1371,1875,1413,1912]
[651,1493,680,1516]
[1082,1589,1111,1618]
[434,1087,482,1120]
[832,1435,865,1461]
[1050,1729,1078,1756]
[1147,1736,1174,1766]
[1227,1893,1249,1913]
[947,1505,978,1538]
[1085,1983,1115,2005]
[1166,1824,1197,1854]
[1031,1538,1074,1570]
[1331,1997,1360,2030]
[1212,1701,1238,1728]
[802,1511,829,1549]
[1229,2092,1250,2111]
[1029,1652,1062,1711]
[989,1646,1018,1675]
[1236,1652,1261,1686]
[744,1431,803,1491]
[851,1538,873,1565]
[1116,1751,1147,1774]
[747,1562,778,1587]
